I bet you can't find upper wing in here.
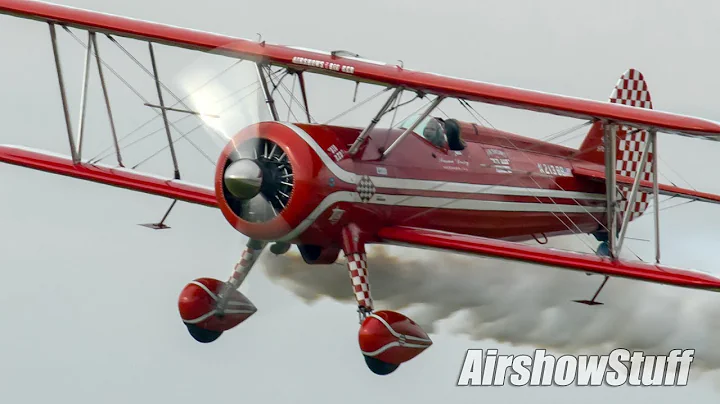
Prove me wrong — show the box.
[378,226,720,291]
[0,145,217,207]
[573,166,720,206]
[2,0,720,139]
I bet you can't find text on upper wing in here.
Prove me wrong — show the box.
[292,57,355,74]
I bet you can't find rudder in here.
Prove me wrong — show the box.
[577,69,655,222]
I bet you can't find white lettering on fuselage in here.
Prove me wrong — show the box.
[486,149,512,174]
[440,156,470,172]
[537,163,572,177]
[326,144,344,162]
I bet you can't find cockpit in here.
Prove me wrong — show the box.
[399,115,466,151]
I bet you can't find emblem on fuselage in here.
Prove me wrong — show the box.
[356,175,376,203]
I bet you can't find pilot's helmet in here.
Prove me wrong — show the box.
[423,118,447,148]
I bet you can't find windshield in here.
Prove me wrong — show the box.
[399,114,432,135]
[400,114,447,148]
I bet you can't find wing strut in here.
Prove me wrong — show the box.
[49,26,125,167]
[602,126,661,263]
[348,87,403,156]
[76,31,93,160]
[604,122,618,259]
[90,33,123,167]
[256,64,279,121]
[48,23,78,164]
[297,71,312,123]
[651,130,661,263]
[616,131,653,253]
[381,95,445,159]
[148,42,180,180]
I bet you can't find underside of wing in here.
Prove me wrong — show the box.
[0,145,217,207]
[378,226,720,291]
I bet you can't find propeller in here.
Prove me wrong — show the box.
[172,44,293,223]
[175,58,271,145]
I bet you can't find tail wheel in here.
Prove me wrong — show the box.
[363,355,399,375]
[185,323,223,343]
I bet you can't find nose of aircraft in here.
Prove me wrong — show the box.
[223,158,263,200]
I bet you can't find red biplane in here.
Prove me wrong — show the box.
[2,0,720,376]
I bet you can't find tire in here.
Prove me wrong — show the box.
[363,355,400,375]
[185,323,223,343]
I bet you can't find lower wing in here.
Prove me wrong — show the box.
[0,145,217,207]
[378,226,720,291]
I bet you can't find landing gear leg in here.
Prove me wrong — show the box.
[341,224,432,376]
[217,239,267,312]
[341,224,374,322]
[341,224,398,375]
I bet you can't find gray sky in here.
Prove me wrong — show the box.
[2,0,720,402]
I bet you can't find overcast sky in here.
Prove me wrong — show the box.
[2,0,720,402]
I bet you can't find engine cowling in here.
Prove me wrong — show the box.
[215,122,326,241]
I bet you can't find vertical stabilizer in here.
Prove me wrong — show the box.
[578,69,655,222]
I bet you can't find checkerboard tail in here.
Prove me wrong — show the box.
[577,69,654,222]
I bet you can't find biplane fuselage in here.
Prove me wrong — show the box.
[218,120,607,259]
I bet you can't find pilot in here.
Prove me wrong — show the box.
[443,119,466,151]
[422,117,448,148]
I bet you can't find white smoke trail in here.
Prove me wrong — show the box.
[261,236,720,374]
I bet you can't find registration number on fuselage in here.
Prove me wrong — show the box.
[537,163,572,177]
